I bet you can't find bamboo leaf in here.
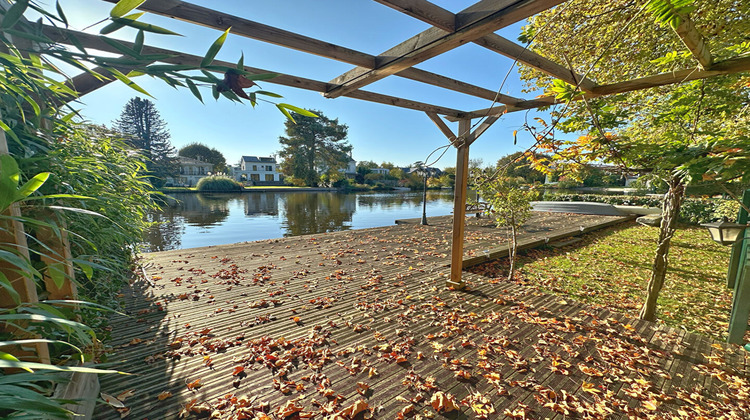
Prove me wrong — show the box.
[55,0,67,26]
[0,272,20,304]
[202,27,231,68]
[279,104,318,118]
[99,11,143,35]
[115,18,181,36]
[46,263,66,289]
[1,0,29,29]
[98,36,140,57]
[276,104,295,123]
[237,52,244,70]
[0,360,127,374]
[109,0,146,19]
[255,90,283,98]
[16,172,49,199]
[134,29,144,54]
[105,67,152,97]
[186,78,203,103]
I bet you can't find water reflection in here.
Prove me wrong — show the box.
[281,192,355,236]
[142,191,454,252]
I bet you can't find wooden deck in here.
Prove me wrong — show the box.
[95,213,749,419]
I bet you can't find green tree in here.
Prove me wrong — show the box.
[179,142,227,173]
[519,0,750,321]
[478,177,538,281]
[114,97,177,187]
[494,152,548,184]
[278,110,351,186]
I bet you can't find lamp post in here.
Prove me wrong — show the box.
[420,167,428,226]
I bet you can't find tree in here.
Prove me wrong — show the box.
[114,97,177,187]
[519,0,750,321]
[179,142,227,173]
[494,152,547,185]
[478,177,538,281]
[278,109,351,186]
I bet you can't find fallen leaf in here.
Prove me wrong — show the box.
[157,391,172,400]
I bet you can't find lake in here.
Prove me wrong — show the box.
[143,190,456,252]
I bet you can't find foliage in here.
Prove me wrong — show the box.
[195,175,244,192]
[278,110,351,187]
[477,177,538,280]
[113,97,176,187]
[494,152,547,185]
[178,142,227,173]
[471,223,732,340]
[519,0,750,322]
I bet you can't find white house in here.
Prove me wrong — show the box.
[371,167,390,176]
[173,156,213,187]
[233,156,283,185]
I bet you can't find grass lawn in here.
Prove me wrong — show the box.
[469,221,738,341]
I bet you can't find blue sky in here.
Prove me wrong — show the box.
[56,0,556,169]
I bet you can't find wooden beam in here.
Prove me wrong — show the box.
[452,55,750,120]
[376,0,596,92]
[674,15,712,68]
[402,68,520,103]
[473,34,597,92]
[43,26,467,117]
[0,117,50,364]
[99,0,518,103]
[325,0,565,99]
[448,119,472,289]
[66,60,156,101]
[425,112,456,142]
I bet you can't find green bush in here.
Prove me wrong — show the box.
[196,175,244,192]
[543,193,741,224]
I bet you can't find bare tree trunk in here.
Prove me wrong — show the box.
[508,222,518,281]
[639,176,685,321]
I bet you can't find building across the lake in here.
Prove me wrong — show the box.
[232,156,284,185]
[171,156,213,187]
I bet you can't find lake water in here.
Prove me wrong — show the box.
[143,191,456,252]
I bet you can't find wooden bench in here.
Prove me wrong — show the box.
[466,201,491,217]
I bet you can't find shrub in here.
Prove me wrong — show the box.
[196,175,244,192]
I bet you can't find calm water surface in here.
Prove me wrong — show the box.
[144,191,455,252]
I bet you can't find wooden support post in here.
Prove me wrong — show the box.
[728,190,750,344]
[447,119,471,289]
[37,218,77,301]
[727,268,750,344]
[727,189,750,289]
[0,125,51,364]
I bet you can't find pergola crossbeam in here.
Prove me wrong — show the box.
[674,15,712,68]
[451,55,750,120]
[100,0,520,104]
[325,0,565,99]
[375,0,597,92]
[42,26,466,117]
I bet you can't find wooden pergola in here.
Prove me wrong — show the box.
[5,0,750,363]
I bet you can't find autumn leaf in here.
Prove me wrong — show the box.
[186,379,202,390]
[581,381,601,394]
[157,391,172,400]
[430,391,459,413]
[101,392,125,408]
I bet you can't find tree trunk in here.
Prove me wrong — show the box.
[639,176,685,321]
[508,221,518,282]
